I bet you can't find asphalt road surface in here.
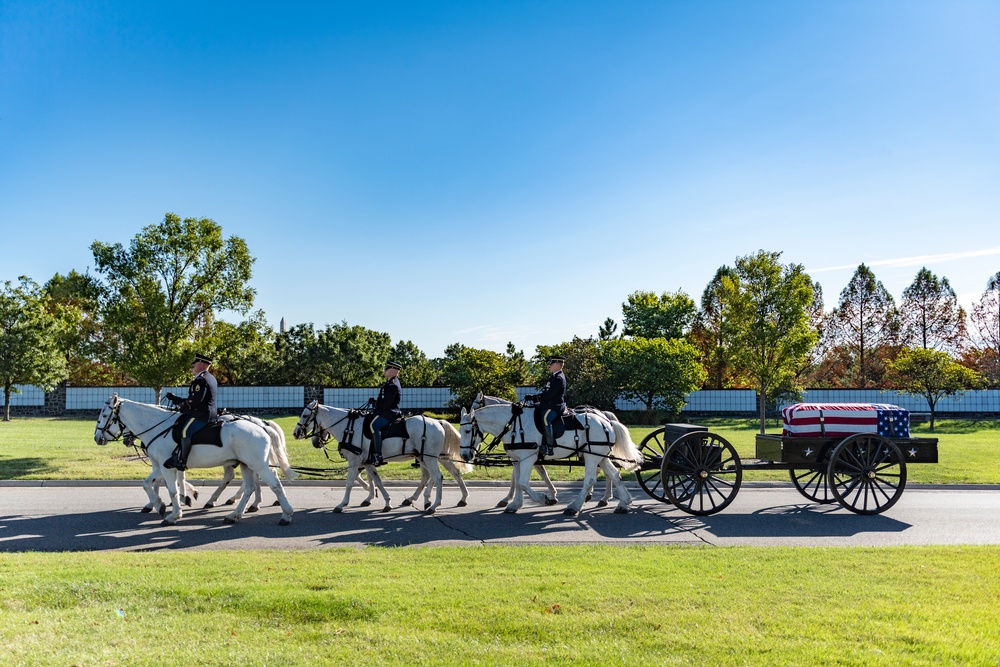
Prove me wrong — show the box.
[1,481,998,551]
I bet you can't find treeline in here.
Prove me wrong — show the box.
[2,214,997,429]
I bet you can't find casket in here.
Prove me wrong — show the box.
[781,403,910,438]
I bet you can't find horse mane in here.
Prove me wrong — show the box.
[438,419,474,474]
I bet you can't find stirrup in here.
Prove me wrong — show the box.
[164,455,187,471]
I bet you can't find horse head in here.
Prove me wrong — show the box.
[94,393,124,445]
[459,407,478,463]
[293,400,319,441]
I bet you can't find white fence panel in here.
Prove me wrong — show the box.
[218,386,303,409]
[8,385,45,406]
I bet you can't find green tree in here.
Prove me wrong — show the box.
[534,337,618,411]
[90,214,255,401]
[0,278,67,421]
[313,323,392,387]
[621,290,696,340]
[391,340,438,386]
[721,250,818,433]
[43,270,121,385]
[827,264,898,387]
[601,336,705,421]
[690,266,736,389]
[196,312,277,385]
[888,348,983,430]
[441,344,528,409]
[598,317,618,341]
[899,268,967,353]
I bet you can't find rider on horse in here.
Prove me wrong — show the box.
[164,353,218,471]
[367,361,402,466]
[528,355,567,457]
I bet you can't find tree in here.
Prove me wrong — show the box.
[621,290,696,340]
[888,348,983,430]
[0,278,67,421]
[690,266,736,389]
[390,340,438,386]
[827,264,898,388]
[42,270,119,385]
[441,344,529,409]
[721,250,818,433]
[534,337,618,411]
[196,312,277,385]
[967,272,1000,386]
[90,214,255,401]
[598,317,618,341]
[601,336,705,421]
[899,268,967,354]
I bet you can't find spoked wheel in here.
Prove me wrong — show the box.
[635,427,670,504]
[789,455,836,505]
[827,433,907,515]
[661,431,742,516]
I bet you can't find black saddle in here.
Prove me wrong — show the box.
[532,408,583,442]
[171,420,224,447]
[362,414,409,441]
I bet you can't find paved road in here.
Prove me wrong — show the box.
[1,481,998,551]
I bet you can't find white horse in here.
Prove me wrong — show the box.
[95,394,295,525]
[471,392,615,508]
[293,401,472,514]
[459,403,643,515]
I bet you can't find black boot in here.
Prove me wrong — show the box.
[164,437,192,471]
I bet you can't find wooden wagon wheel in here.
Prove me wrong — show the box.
[789,443,836,504]
[634,427,671,504]
[827,433,907,515]
[661,431,742,516]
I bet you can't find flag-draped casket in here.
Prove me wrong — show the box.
[781,403,910,438]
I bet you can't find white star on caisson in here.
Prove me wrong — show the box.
[804,447,814,457]
[908,448,918,458]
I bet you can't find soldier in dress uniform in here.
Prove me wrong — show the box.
[163,353,218,471]
[528,355,567,456]
[367,361,403,466]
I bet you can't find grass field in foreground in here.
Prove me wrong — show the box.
[1,545,998,667]
[1,416,999,484]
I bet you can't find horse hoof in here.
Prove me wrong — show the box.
[495,500,508,508]
[158,505,167,518]
[272,500,281,507]
[204,502,215,509]
[614,507,629,514]
[333,507,344,514]
[424,508,436,515]
[424,503,431,511]
[585,494,593,502]
[545,498,558,506]
[140,507,153,514]
[246,506,259,513]
[503,507,518,514]
[598,500,609,508]
[223,516,238,524]
[225,499,236,506]
[278,518,291,526]
[191,489,199,500]
[457,500,468,507]
[563,508,579,517]
[381,506,392,513]
[360,500,372,507]
[401,499,412,507]
[159,520,172,527]
[183,496,193,507]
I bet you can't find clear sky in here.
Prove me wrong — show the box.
[2,1,998,358]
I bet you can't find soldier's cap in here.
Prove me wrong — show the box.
[384,361,402,371]
[548,355,566,364]
[193,354,213,365]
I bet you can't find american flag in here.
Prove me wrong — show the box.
[782,403,910,438]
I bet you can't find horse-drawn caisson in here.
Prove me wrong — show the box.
[95,390,938,523]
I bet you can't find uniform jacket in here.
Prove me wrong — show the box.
[536,370,567,414]
[171,370,218,423]
[374,376,402,420]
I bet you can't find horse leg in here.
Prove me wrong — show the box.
[500,461,518,508]
[180,473,197,507]
[247,465,293,525]
[365,466,393,512]
[402,466,427,508]
[510,454,550,512]
[243,465,261,512]
[335,457,361,513]
[141,470,161,514]
[223,474,256,524]
[596,458,617,508]
[205,464,236,508]
[565,456,600,516]
[423,461,444,514]
[534,464,559,505]
[160,468,183,525]
[606,462,632,514]
[440,458,469,507]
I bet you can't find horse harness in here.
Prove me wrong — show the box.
[305,406,434,462]
[469,403,614,463]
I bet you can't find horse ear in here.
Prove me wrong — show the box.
[460,407,467,418]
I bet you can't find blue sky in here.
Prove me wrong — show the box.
[2,1,998,358]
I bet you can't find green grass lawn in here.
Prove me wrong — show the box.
[1,416,998,484]
[1,545,997,666]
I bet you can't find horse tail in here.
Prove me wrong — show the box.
[610,421,643,472]
[265,419,297,481]
[439,419,474,474]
